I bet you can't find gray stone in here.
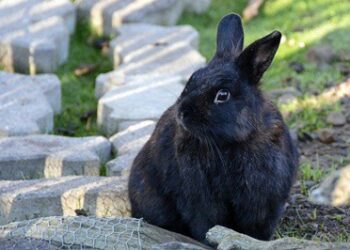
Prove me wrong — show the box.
[110,120,155,155]
[0,17,69,74]
[96,42,205,98]
[0,0,76,73]
[0,237,61,250]
[153,242,207,250]
[97,74,182,136]
[0,176,129,225]
[307,45,337,66]
[182,0,211,14]
[0,135,111,180]
[0,71,61,137]
[77,0,183,35]
[310,165,350,207]
[326,112,346,126]
[317,128,336,144]
[106,153,135,176]
[110,23,199,68]
[107,120,156,176]
[0,0,76,34]
[206,225,350,250]
[29,0,76,34]
[96,24,205,98]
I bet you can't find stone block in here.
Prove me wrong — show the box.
[0,176,129,225]
[0,0,76,73]
[77,0,183,35]
[0,135,111,180]
[97,74,182,136]
[0,71,61,137]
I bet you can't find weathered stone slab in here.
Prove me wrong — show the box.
[206,225,350,250]
[0,135,111,180]
[110,120,155,155]
[95,24,205,98]
[97,74,182,136]
[309,164,350,206]
[182,0,211,14]
[0,0,76,73]
[0,176,129,225]
[96,44,205,98]
[77,0,183,35]
[95,24,204,98]
[0,0,76,34]
[110,23,199,68]
[0,71,61,137]
[107,153,135,176]
[107,120,155,176]
[0,17,69,74]
[29,0,77,34]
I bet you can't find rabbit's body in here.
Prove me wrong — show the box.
[128,14,298,242]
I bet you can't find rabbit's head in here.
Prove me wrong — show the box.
[176,13,282,143]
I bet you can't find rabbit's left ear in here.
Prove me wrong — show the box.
[215,13,244,59]
[237,31,281,85]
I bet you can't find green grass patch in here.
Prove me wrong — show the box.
[55,21,112,137]
[281,94,341,133]
[299,162,326,182]
[99,164,107,176]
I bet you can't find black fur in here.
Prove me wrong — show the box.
[128,13,299,242]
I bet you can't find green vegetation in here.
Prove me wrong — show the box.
[299,162,326,183]
[55,22,112,137]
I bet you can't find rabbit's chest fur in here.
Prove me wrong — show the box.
[174,134,291,223]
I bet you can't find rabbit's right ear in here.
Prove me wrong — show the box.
[215,14,244,59]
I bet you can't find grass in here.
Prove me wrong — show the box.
[55,21,112,137]
[299,162,326,183]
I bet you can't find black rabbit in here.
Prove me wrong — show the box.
[128,13,298,242]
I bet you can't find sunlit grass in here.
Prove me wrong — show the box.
[299,162,327,183]
[281,93,341,132]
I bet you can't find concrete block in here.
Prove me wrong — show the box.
[0,71,61,137]
[77,0,183,35]
[0,135,111,180]
[110,120,155,155]
[110,23,199,68]
[0,0,76,73]
[0,176,129,225]
[97,74,182,136]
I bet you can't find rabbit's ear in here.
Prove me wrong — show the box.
[215,13,244,58]
[237,31,281,85]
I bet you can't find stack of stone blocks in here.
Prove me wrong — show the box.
[0,0,210,226]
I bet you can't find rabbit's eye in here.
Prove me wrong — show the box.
[214,89,231,104]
